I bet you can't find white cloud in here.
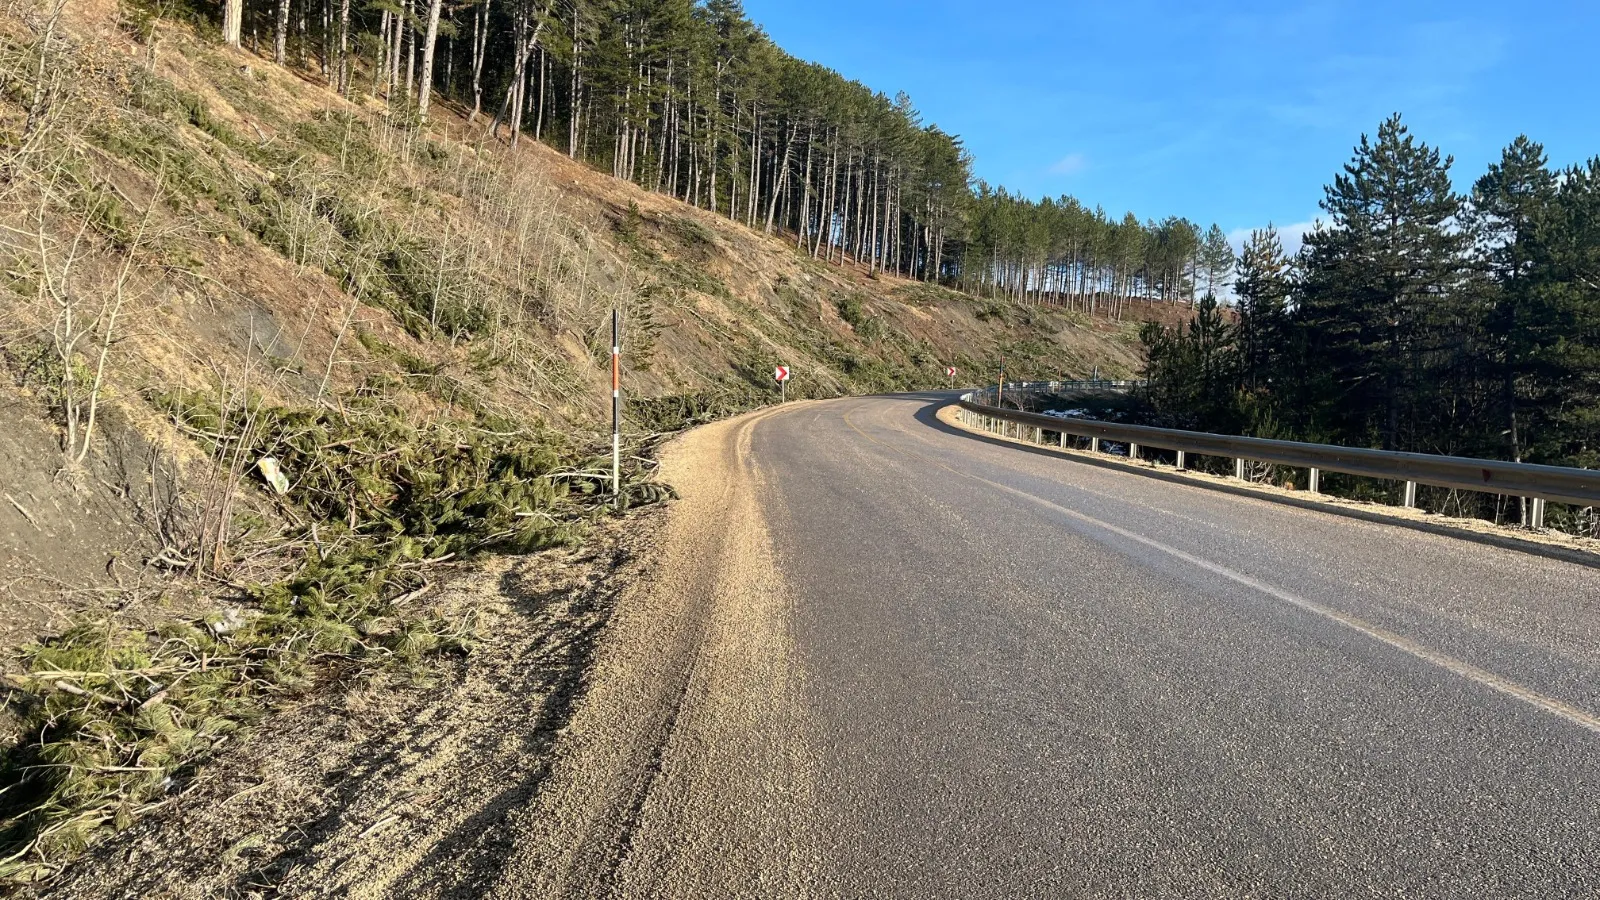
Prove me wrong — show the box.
[1227,219,1322,257]
[1047,153,1088,176]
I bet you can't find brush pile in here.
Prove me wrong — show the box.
[0,395,668,883]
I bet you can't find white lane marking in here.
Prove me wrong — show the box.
[987,477,1600,736]
[841,406,1600,737]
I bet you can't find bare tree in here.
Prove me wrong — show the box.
[274,0,290,64]
[223,0,243,46]
[416,0,444,117]
[336,0,351,93]
[499,0,549,147]
[468,0,491,120]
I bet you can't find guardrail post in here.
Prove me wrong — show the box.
[961,385,1600,513]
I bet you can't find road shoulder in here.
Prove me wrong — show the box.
[487,402,824,898]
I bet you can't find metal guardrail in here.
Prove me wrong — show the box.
[960,385,1600,528]
[993,379,1143,395]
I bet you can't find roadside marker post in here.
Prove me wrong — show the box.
[611,308,621,508]
[774,365,790,402]
[945,365,957,383]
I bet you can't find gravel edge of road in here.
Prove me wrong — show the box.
[479,401,825,898]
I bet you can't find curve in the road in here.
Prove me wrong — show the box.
[503,393,1600,899]
[850,405,1600,738]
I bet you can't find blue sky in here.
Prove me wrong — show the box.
[742,0,1600,253]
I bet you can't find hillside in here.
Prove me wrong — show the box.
[0,0,1142,643]
[0,0,1147,882]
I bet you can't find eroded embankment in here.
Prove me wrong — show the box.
[42,404,818,898]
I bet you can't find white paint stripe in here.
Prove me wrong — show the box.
[841,405,1600,737]
[983,477,1600,736]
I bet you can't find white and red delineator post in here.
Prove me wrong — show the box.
[945,366,957,380]
[612,308,621,507]
[774,365,790,402]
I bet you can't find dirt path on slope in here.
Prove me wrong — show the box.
[44,404,818,899]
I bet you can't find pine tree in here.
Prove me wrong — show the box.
[1233,226,1290,391]
[1138,293,1238,428]
[1529,158,1600,468]
[1467,136,1558,478]
[1297,114,1468,450]
[1198,223,1234,297]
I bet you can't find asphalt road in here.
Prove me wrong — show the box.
[531,393,1600,899]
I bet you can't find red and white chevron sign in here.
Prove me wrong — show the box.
[945,366,957,377]
[774,366,790,383]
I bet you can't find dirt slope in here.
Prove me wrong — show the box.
[43,403,805,898]
[0,3,1141,657]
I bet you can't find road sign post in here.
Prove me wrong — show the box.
[774,365,790,402]
[611,308,621,508]
[945,365,957,383]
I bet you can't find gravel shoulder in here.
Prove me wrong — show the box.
[40,403,812,899]
[484,402,824,899]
